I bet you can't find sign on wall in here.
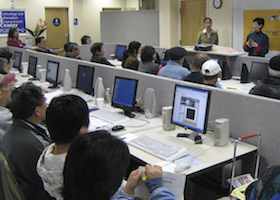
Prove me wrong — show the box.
[244,10,280,51]
[0,10,27,36]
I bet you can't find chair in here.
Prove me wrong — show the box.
[0,150,25,200]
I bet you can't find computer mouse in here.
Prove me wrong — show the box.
[174,163,191,173]
[111,125,125,132]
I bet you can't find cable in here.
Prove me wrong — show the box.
[124,118,150,128]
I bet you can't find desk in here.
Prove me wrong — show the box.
[108,59,122,68]
[219,79,255,95]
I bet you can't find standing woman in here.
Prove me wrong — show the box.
[197,17,218,45]
[7,27,25,48]
[122,41,141,70]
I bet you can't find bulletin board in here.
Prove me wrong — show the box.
[244,10,280,51]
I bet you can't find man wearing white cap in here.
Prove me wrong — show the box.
[0,73,16,141]
[201,60,222,87]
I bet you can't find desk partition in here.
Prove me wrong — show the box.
[6,46,280,174]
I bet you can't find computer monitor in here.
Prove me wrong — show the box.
[76,65,95,94]
[13,51,22,72]
[28,56,39,80]
[249,61,269,83]
[171,84,211,135]
[115,45,126,61]
[112,76,138,118]
[46,60,60,88]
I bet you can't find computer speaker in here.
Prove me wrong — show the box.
[94,77,105,98]
[63,69,72,92]
[214,118,229,146]
[162,106,176,131]
[143,88,157,118]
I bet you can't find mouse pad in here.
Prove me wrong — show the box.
[174,154,205,167]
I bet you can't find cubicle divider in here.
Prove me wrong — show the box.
[5,46,280,172]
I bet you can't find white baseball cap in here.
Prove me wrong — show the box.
[201,60,222,76]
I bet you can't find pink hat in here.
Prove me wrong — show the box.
[0,73,16,85]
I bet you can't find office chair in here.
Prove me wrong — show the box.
[0,150,25,200]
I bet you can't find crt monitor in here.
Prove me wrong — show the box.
[76,65,95,94]
[28,56,38,80]
[112,76,138,118]
[115,45,126,60]
[46,60,60,88]
[171,84,211,135]
[13,51,22,72]
[249,61,269,83]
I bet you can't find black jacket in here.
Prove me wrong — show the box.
[91,54,114,66]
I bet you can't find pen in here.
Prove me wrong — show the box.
[142,175,147,181]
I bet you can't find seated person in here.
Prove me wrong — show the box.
[64,42,82,59]
[63,130,175,200]
[90,42,114,66]
[138,45,160,75]
[249,55,280,99]
[122,41,141,70]
[158,46,190,80]
[36,37,64,54]
[37,94,89,200]
[201,60,222,87]
[81,35,92,45]
[1,83,53,199]
[0,73,15,142]
[7,27,25,48]
[0,51,13,74]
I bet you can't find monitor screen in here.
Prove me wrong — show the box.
[46,60,60,88]
[249,62,269,83]
[28,56,38,77]
[115,45,126,60]
[171,85,211,134]
[76,65,95,94]
[112,76,138,117]
[13,52,22,71]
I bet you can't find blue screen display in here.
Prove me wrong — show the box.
[115,45,126,59]
[76,65,94,94]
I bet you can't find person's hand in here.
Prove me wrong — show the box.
[250,40,258,48]
[145,164,163,181]
[123,169,142,196]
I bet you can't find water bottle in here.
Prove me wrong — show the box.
[63,69,72,91]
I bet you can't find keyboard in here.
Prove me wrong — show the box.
[90,109,130,124]
[128,134,188,161]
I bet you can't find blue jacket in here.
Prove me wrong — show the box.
[159,60,190,80]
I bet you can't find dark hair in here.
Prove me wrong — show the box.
[122,41,141,65]
[46,95,89,145]
[81,35,90,44]
[36,37,45,45]
[63,130,130,200]
[8,27,18,39]
[202,74,219,81]
[140,45,155,62]
[253,18,265,28]
[64,42,79,52]
[193,53,210,69]
[0,51,12,74]
[9,82,44,119]
[90,42,103,55]
[204,17,212,23]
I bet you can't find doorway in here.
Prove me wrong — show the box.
[181,0,206,46]
[45,8,69,49]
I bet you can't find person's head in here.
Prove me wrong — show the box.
[65,42,80,57]
[193,53,210,70]
[268,55,280,77]
[204,17,212,30]
[0,51,13,74]
[127,41,141,55]
[201,60,222,83]
[90,42,105,56]
[168,46,188,65]
[81,35,92,45]
[63,130,130,200]
[140,45,156,62]
[0,73,16,107]
[46,95,89,145]
[253,18,265,32]
[8,27,19,39]
[9,82,46,123]
[36,37,47,49]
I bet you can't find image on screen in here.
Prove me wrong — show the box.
[28,56,38,77]
[171,85,211,134]
[115,45,126,60]
[249,62,269,83]
[112,76,138,117]
[76,65,95,94]
[13,52,22,71]
[46,61,59,87]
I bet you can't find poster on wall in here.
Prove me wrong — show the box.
[244,10,280,51]
[0,10,27,37]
